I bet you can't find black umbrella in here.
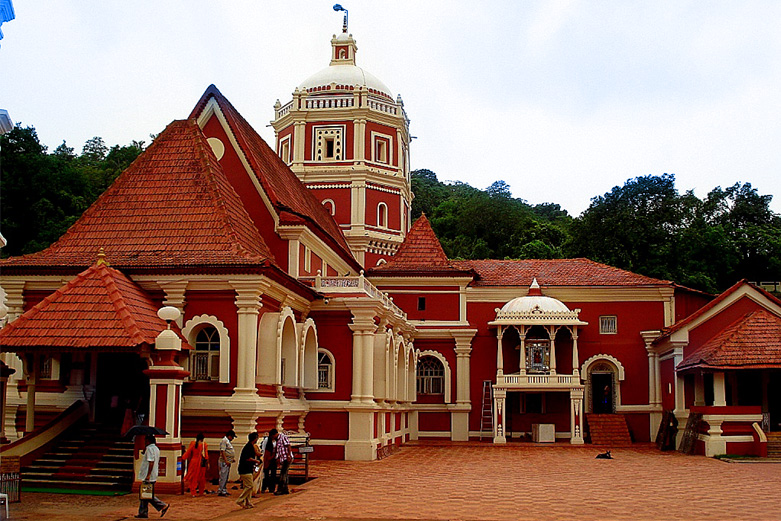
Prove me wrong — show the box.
[125,425,168,437]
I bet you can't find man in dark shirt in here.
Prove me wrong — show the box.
[235,432,259,509]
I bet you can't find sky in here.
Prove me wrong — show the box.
[2,1,781,216]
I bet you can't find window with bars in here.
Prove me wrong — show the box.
[599,315,618,334]
[191,326,220,381]
[317,350,333,391]
[416,356,444,395]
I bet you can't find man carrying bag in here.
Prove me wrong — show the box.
[136,434,170,518]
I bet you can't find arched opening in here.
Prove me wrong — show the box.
[193,326,220,381]
[416,356,444,395]
[589,362,617,414]
[322,199,335,216]
[377,202,388,228]
[317,349,334,391]
[300,319,318,390]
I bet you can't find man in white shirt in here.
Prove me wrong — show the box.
[218,429,237,496]
[136,435,169,518]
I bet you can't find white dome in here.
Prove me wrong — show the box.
[499,295,571,314]
[299,64,393,97]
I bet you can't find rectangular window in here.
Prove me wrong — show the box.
[375,140,387,163]
[280,139,291,164]
[325,138,335,158]
[599,315,618,335]
[304,246,312,273]
[417,297,426,311]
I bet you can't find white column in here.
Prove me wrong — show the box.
[569,387,584,444]
[230,281,266,392]
[548,326,557,375]
[160,281,187,328]
[571,329,580,378]
[493,389,506,444]
[519,326,527,376]
[451,329,477,442]
[694,372,705,406]
[24,354,37,433]
[713,372,727,407]
[495,327,504,377]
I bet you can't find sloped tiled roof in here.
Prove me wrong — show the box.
[1,119,274,272]
[452,258,671,287]
[677,310,781,370]
[189,85,359,270]
[0,263,188,350]
[370,215,472,276]
[654,280,781,344]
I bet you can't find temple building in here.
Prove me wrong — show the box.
[1,18,779,493]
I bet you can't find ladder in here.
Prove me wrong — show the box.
[479,380,494,440]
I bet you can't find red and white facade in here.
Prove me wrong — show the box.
[1,24,780,493]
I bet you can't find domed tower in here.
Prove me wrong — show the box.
[271,19,412,268]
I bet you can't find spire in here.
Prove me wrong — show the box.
[528,277,543,296]
[333,4,348,33]
[330,4,357,65]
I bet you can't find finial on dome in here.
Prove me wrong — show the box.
[528,277,542,296]
[333,4,348,33]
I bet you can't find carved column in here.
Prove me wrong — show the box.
[493,388,506,444]
[495,327,504,377]
[345,304,379,461]
[24,354,37,433]
[0,361,15,443]
[569,387,584,444]
[571,328,580,378]
[160,281,188,328]
[547,326,557,375]
[519,326,527,376]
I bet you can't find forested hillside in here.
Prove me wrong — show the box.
[1,125,778,294]
[413,169,781,294]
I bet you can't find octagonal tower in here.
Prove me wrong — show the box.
[271,26,412,267]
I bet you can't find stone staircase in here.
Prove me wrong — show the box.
[22,424,135,493]
[766,432,781,458]
[586,414,633,446]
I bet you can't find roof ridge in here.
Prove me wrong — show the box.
[99,265,148,345]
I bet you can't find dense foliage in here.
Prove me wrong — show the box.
[413,170,781,294]
[1,125,144,257]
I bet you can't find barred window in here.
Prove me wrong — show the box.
[192,326,220,381]
[416,356,444,395]
[317,350,334,391]
[599,316,618,335]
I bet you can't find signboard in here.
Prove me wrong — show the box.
[298,446,314,453]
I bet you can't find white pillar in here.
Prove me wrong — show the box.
[569,387,584,444]
[713,372,727,407]
[548,326,556,375]
[519,327,527,376]
[496,327,504,377]
[493,388,506,444]
[451,329,477,442]
[571,329,580,378]
[24,354,37,433]
[231,282,265,392]
[694,372,705,406]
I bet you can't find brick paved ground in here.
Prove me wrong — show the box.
[8,441,781,521]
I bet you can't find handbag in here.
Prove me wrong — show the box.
[139,481,154,500]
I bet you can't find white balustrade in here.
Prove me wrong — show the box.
[310,271,407,319]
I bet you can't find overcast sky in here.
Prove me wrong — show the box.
[2,1,780,216]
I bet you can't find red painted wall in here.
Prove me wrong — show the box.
[379,287,460,322]
[364,121,397,167]
[685,296,766,358]
[304,121,354,161]
[306,311,354,402]
[365,186,400,231]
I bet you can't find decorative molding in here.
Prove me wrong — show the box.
[181,314,230,383]
[581,354,626,380]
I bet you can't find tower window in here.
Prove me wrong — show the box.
[279,138,291,164]
[325,138,335,158]
[418,297,426,311]
[314,126,344,161]
[322,199,335,215]
[375,140,387,163]
[377,202,388,228]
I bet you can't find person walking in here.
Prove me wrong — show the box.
[270,429,293,495]
[259,433,276,494]
[236,432,260,509]
[136,434,169,518]
[182,433,209,496]
[218,430,236,496]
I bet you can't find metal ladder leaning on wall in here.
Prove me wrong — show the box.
[479,380,494,440]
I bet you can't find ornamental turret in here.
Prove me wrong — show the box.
[271,17,412,268]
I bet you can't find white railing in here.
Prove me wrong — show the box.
[367,98,398,115]
[494,308,583,322]
[312,270,407,319]
[305,96,355,110]
[498,373,575,387]
[276,100,294,119]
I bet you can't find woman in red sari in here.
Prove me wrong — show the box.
[183,433,209,496]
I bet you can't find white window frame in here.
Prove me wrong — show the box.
[322,199,336,215]
[313,126,344,162]
[377,202,388,228]
[279,135,291,164]
[415,350,452,403]
[316,348,336,392]
[182,314,231,383]
[370,131,393,165]
[599,315,618,335]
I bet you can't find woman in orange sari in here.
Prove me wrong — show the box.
[183,433,209,496]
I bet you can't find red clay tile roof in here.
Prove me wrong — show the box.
[370,215,472,275]
[678,309,781,370]
[452,258,671,287]
[1,119,274,272]
[0,263,188,350]
[189,85,359,271]
[654,280,781,344]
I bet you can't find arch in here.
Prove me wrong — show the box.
[377,202,388,228]
[322,199,335,216]
[279,307,299,387]
[182,314,230,383]
[415,350,451,403]
[298,318,319,390]
[581,354,625,380]
[581,354,625,414]
[396,339,406,402]
[316,348,335,392]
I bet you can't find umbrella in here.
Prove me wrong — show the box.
[125,425,168,437]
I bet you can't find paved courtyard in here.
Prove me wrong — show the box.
[8,441,781,521]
